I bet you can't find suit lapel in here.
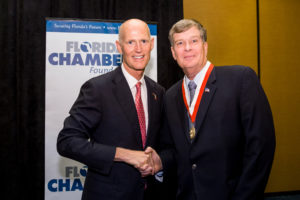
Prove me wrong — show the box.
[112,67,143,148]
[175,81,191,143]
[144,77,156,147]
[194,68,217,140]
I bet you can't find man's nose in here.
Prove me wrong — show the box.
[184,42,191,51]
[135,42,142,51]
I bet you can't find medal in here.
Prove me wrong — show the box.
[189,126,196,139]
[182,63,214,140]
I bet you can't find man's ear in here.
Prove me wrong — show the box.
[150,37,154,50]
[116,40,122,54]
[204,42,208,57]
[171,46,176,60]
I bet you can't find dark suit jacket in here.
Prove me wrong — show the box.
[57,66,165,200]
[159,66,275,200]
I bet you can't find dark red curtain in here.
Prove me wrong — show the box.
[0,0,183,199]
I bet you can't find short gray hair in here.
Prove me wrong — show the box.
[168,19,207,46]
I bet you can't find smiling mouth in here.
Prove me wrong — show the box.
[133,55,144,59]
[184,55,194,59]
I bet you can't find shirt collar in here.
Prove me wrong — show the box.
[184,60,211,87]
[121,64,145,90]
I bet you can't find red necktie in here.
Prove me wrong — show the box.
[135,82,146,148]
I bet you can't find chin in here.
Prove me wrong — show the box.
[182,65,195,70]
[132,66,146,71]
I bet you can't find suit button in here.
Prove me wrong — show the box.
[192,164,197,170]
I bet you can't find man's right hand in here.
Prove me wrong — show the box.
[114,147,154,173]
[145,147,163,174]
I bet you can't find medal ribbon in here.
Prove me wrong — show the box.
[182,63,214,123]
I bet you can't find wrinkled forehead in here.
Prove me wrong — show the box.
[173,26,202,40]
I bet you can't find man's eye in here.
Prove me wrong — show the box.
[192,39,198,43]
[176,41,183,46]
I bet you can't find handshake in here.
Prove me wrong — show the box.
[115,146,163,177]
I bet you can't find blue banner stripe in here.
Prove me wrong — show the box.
[46,20,157,35]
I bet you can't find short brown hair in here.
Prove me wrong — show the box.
[168,19,207,46]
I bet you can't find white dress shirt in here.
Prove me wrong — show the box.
[183,60,211,115]
[121,65,149,134]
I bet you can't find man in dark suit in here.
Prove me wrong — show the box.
[147,19,275,200]
[57,19,164,200]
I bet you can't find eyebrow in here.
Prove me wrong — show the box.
[174,35,200,41]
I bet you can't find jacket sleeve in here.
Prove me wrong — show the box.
[232,67,276,200]
[158,99,177,172]
[56,80,115,175]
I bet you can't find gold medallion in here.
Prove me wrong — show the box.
[189,126,196,139]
